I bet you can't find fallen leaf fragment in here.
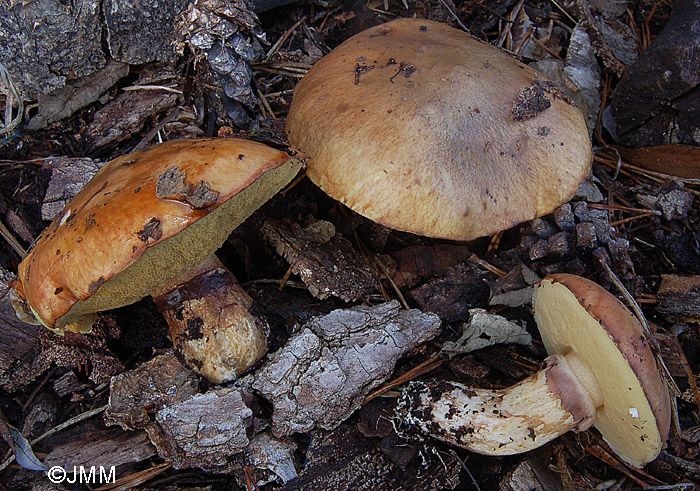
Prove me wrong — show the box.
[616,145,700,179]
[441,309,533,357]
[4,424,48,471]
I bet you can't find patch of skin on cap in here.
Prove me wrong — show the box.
[512,77,577,121]
[512,82,552,121]
[136,217,163,243]
[156,166,220,209]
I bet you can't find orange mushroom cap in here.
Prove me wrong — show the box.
[14,138,301,332]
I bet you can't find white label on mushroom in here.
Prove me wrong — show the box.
[629,408,640,418]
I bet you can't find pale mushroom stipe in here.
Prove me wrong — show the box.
[286,18,592,241]
[395,274,671,468]
[11,138,303,383]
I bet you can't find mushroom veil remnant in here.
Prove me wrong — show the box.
[286,18,592,241]
[10,138,303,383]
[395,274,671,468]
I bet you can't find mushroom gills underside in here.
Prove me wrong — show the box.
[54,158,302,332]
[534,279,664,467]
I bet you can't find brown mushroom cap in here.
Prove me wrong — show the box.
[15,138,302,332]
[286,18,592,240]
[533,274,671,467]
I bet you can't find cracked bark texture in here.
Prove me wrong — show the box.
[0,0,267,102]
[281,423,460,491]
[0,0,104,99]
[146,387,253,470]
[0,269,50,392]
[104,0,192,64]
[0,0,189,99]
[252,301,441,437]
[104,351,199,431]
[262,217,378,302]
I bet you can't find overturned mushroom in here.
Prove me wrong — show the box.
[395,274,671,467]
[286,18,592,241]
[11,138,302,383]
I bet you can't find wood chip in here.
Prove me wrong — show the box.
[53,371,90,399]
[45,426,156,471]
[147,387,253,470]
[280,423,460,491]
[262,217,377,302]
[253,301,441,437]
[104,351,199,431]
[410,262,490,323]
[657,275,700,323]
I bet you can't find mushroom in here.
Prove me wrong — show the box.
[395,274,671,467]
[286,18,592,241]
[10,138,303,383]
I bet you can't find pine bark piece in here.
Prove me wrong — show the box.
[0,269,50,392]
[25,58,129,130]
[410,262,490,322]
[262,217,377,302]
[243,433,298,485]
[147,387,253,470]
[389,244,470,288]
[84,90,179,151]
[0,0,105,100]
[40,325,124,385]
[104,0,191,64]
[41,157,103,221]
[44,426,156,470]
[104,351,200,431]
[657,275,700,323]
[252,301,441,437]
[280,423,460,491]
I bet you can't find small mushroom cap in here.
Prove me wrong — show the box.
[286,18,592,241]
[15,138,301,331]
[533,274,671,467]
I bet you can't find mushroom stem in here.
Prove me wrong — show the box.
[395,353,599,456]
[152,254,267,384]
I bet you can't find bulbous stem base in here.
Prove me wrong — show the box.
[153,254,268,383]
